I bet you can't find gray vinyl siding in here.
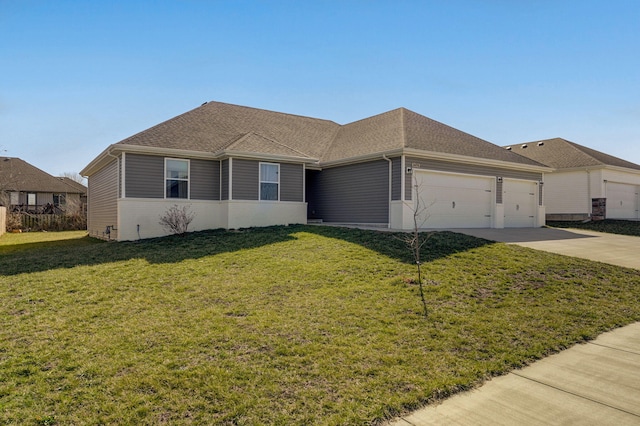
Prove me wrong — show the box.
[307,160,389,223]
[391,157,401,201]
[125,154,164,198]
[405,157,543,202]
[38,193,53,205]
[280,163,304,202]
[191,159,220,200]
[221,159,229,200]
[232,159,259,200]
[88,159,118,239]
[125,154,220,200]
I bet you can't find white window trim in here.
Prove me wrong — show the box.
[164,158,190,199]
[259,162,280,201]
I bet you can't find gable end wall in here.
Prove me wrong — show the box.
[88,158,119,239]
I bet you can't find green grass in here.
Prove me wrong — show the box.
[1,226,640,425]
[548,219,640,237]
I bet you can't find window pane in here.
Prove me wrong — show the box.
[167,159,188,179]
[166,180,188,198]
[260,163,278,183]
[27,193,36,205]
[260,183,278,200]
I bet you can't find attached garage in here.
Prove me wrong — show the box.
[606,182,639,219]
[413,171,493,228]
[504,179,538,227]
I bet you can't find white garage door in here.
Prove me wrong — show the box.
[606,182,638,219]
[414,171,493,228]
[504,179,537,227]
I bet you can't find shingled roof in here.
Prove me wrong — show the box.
[322,108,541,165]
[506,138,640,171]
[0,157,87,193]
[111,101,545,168]
[117,101,340,160]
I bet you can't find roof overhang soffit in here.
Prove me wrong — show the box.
[81,144,318,176]
[317,148,552,173]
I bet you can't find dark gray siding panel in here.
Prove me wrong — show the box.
[233,159,259,200]
[88,159,118,239]
[38,193,53,205]
[405,164,413,201]
[308,160,389,223]
[191,159,220,200]
[221,159,229,200]
[280,163,303,202]
[125,154,164,198]
[406,157,543,181]
[391,157,401,201]
[496,179,503,204]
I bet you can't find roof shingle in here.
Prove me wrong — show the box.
[507,138,640,171]
[0,157,87,193]
[112,101,545,167]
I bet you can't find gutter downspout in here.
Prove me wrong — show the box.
[382,154,392,229]
[105,149,120,240]
[586,170,591,218]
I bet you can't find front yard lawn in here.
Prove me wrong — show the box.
[1,226,639,425]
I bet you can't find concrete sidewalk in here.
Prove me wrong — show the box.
[448,227,640,270]
[389,322,640,426]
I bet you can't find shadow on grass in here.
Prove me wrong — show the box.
[0,225,493,276]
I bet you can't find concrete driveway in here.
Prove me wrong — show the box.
[448,227,640,270]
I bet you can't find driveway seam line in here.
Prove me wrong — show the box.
[587,341,640,356]
[510,371,640,418]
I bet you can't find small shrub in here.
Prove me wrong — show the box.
[159,204,196,235]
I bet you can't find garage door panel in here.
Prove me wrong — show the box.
[504,180,537,228]
[606,183,638,219]
[415,171,493,228]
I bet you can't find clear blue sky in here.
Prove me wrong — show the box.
[2,0,639,176]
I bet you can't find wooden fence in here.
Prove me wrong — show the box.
[0,206,6,236]
[18,213,86,231]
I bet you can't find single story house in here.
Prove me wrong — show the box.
[506,138,640,221]
[81,101,549,241]
[0,157,87,214]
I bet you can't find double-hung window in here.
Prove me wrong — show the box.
[165,159,189,199]
[53,194,66,207]
[259,163,279,201]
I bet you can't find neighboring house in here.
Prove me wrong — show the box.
[81,101,549,241]
[0,157,87,214]
[506,138,640,221]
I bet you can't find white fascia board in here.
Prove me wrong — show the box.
[82,144,219,176]
[80,144,119,177]
[214,150,319,164]
[602,164,640,176]
[319,149,404,168]
[401,148,552,173]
